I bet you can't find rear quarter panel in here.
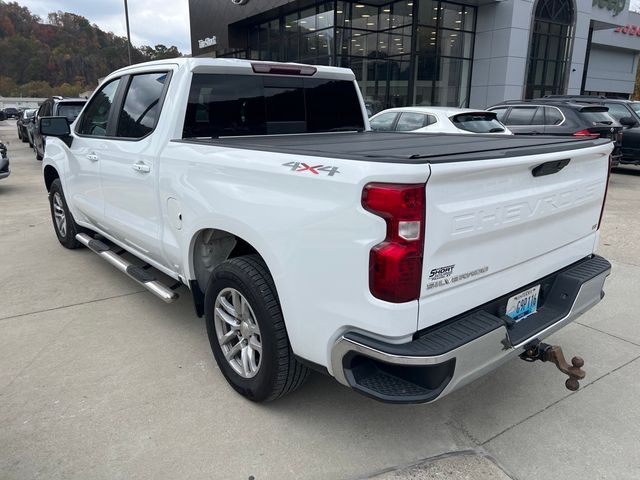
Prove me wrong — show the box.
[158,140,431,370]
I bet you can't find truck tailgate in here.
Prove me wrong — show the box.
[418,141,612,331]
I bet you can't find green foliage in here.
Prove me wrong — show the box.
[0,1,183,97]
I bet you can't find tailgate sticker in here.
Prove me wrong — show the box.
[426,266,489,290]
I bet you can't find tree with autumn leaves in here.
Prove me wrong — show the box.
[0,1,182,97]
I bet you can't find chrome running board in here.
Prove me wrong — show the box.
[76,233,179,303]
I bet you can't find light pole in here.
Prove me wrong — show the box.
[124,0,132,65]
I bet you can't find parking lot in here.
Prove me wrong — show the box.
[1,118,640,480]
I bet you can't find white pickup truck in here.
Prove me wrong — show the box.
[40,58,612,404]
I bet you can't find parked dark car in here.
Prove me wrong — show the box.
[3,107,20,119]
[0,138,9,180]
[17,108,37,143]
[488,100,623,165]
[539,96,640,165]
[33,97,86,160]
[0,110,6,121]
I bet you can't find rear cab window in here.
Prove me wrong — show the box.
[182,74,365,138]
[451,112,506,133]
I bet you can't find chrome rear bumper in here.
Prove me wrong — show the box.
[330,255,611,404]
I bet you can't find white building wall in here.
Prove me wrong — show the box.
[585,46,638,93]
[470,0,640,107]
[470,0,534,108]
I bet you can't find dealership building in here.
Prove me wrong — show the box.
[189,0,640,111]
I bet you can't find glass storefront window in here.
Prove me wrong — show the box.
[433,57,470,106]
[237,0,476,113]
[299,8,318,32]
[440,3,464,30]
[388,2,413,29]
[418,0,438,27]
[350,4,378,31]
[438,30,473,58]
[525,0,574,98]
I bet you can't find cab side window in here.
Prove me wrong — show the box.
[116,72,168,138]
[77,79,121,136]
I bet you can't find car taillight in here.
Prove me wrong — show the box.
[598,155,612,230]
[362,183,425,303]
[574,129,598,137]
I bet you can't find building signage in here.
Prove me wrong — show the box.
[198,36,217,49]
[614,24,640,35]
[592,0,627,16]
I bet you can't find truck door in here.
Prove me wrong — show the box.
[65,78,122,227]
[99,71,171,265]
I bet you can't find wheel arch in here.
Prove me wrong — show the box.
[43,165,60,192]
[188,227,274,317]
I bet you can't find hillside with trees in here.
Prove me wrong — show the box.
[0,1,182,97]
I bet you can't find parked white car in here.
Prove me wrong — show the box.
[370,106,513,135]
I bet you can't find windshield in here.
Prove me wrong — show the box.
[451,112,506,133]
[183,74,365,138]
[629,102,640,116]
[57,103,85,121]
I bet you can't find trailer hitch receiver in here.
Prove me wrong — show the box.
[520,342,585,391]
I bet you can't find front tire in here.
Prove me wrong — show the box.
[48,179,83,249]
[204,255,309,402]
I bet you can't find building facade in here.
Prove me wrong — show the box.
[189,0,640,111]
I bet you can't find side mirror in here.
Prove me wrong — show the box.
[619,116,638,128]
[40,116,70,137]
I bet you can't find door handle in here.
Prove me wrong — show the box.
[131,162,151,173]
[86,153,98,162]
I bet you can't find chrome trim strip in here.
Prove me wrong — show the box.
[330,268,610,400]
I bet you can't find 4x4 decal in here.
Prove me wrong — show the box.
[282,162,340,176]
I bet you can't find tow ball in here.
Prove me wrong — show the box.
[520,342,586,391]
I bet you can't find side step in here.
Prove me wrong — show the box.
[76,233,179,303]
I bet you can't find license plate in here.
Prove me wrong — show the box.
[506,285,540,322]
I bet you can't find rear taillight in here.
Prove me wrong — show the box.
[362,183,425,303]
[574,129,598,137]
[598,155,612,229]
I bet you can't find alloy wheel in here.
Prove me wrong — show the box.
[214,287,262,378]
[52,192,67,237]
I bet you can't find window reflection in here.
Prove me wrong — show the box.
[235,0,476,114]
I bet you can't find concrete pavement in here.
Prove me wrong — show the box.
[1,119,639,480]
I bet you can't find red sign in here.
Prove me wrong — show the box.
[614,25,640,36]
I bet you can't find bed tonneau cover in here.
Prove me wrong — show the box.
[177,131,611,164]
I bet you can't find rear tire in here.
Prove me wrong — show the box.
[48,179,83,249]
[204,254,309,402]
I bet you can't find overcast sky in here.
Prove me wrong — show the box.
[19,0,191,54]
